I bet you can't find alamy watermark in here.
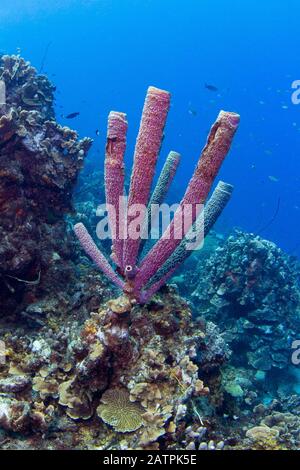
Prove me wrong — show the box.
[291,340,300,365]
[291,80,300,105]
[0,80,6,107]
[95,197,205,251]
[0,340,6,365]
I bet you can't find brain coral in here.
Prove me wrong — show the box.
[97,388,144,433]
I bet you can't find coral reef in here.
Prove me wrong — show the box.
[1,204,300,450]
[191,231,300,373]
[1,56,300,452]
[0,55,92,316]
[197,321,232,373]
[0,283,216,450]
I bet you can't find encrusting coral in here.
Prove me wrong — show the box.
[74,86,240,304]
[97,388,145,433]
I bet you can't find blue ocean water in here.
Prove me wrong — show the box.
[1,0,299,256]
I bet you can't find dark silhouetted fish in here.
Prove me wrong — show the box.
[205,83,218,92]
[65,112,80,119]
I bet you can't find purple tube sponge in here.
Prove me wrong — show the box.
[134,111,240,295]
[74,87,240,304]
[139,150,181,256]
[74,223,125,290]
[123,86,170,272]
[140,181,234,302]
[148,151,181,211]
[139,267,177,305]
[105,111,128,269]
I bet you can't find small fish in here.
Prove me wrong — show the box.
[268,175,279,182]
[95,129,100,136]
[205,83,218,92]
[65,112,80,119]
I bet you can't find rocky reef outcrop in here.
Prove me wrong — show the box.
[191,231,300,374]
[0,55,92,316]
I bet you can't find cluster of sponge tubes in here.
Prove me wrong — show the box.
[74,86,240,304]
